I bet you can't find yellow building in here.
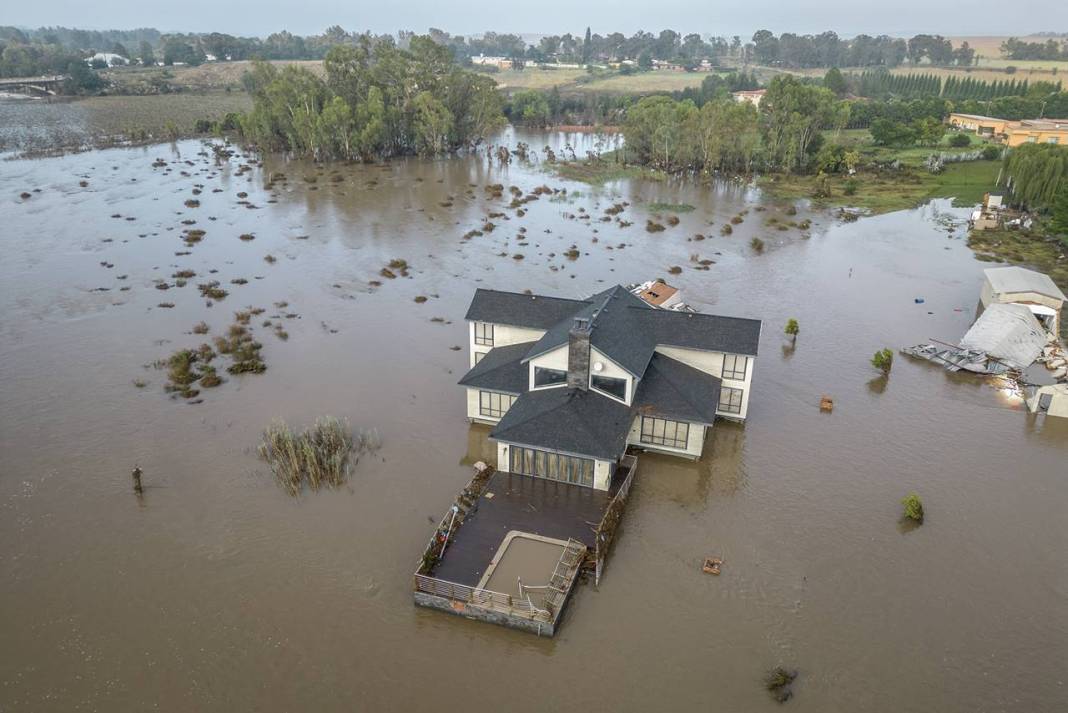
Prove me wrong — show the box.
[948,113,1068,146]
[1004,119,1068,147]
[948,112,1009,136]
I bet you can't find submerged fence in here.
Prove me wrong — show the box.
[593,454,638,586]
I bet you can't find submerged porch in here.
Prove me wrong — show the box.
[413,456,637,636]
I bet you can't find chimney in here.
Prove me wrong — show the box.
[567,317,591,390]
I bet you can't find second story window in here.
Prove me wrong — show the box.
[474,322,494,346]
[722,354,747,381]
[534,366,567,387]
[591,374,627,401]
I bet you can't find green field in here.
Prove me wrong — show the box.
[760,159,1001,214]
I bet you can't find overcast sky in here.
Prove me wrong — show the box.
[6,0,1066,39]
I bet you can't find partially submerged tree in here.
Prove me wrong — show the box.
[784,318,799,339]
[901,493,924,523]
[871,348,894,374]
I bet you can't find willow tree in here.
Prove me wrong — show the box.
[1003,143,1068,211]
[238,34,504,161]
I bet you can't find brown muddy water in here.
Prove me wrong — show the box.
[1,126,1065,712]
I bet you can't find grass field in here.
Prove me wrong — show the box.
[825,128,1000,167]
[760,159,1001,214]
[104,60,323,93]
[492,68,586,90]
[493,67,710,94]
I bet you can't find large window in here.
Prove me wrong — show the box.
[534,366,567,387]
[591,374,627,400]
[640,416,690,449]
[474,322,494,346]
[509,446,594,487]
[479,390,515,419]
[722,354,747,381]
[718,387,743,414]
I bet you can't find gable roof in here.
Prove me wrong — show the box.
[490,388,635,461]
[984,267,1066,303]
[632,353,722,424]
[523,285,659,376]
[457,341,533,394]
[465,289,587,329]
[467,285,761,361]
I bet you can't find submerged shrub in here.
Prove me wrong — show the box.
[902,493,924,523]
[258,417,379,495]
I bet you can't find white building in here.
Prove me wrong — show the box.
[732,89,767,107]
[459,285,761,491]
[980,266,1066,336]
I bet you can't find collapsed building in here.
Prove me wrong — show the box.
[903,267,1068,417]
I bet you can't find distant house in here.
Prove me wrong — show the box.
[85,52,126,68]
[459,285,761,490]
[948,113,1068,147]
[470,54,514,70]
[732,89,767,107]
[980,266,1066,335]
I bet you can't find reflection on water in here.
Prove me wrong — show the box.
[0,129,1065,713]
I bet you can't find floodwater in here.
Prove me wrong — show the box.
[1,126,1065,713]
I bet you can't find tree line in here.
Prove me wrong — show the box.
[237,36,504,160]
[850,69,1063,102]
[504,72,761,127]
[621,75,848,175]
[1000,37,1068,61]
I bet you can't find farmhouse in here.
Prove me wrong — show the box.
[732,89,767,107]
[460,284,761,489]
[948,113,1068,146]
[413,285,761,635]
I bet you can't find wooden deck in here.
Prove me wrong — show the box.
[432,470,623,587]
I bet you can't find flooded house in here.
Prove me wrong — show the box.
[413,285,761,634]
[461,284,762,482]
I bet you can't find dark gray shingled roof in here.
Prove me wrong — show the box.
[632,308,761,357]
[523,285,658,376]
[468,285,760,361]
[632,353,722,424]
[457,341,534,394]
[465,289,587,329]
[490,388,635,461]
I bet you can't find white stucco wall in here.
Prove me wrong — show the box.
[467,387,515,424]
[654,345,755,421]
[469,321,545,367]
[528,344,569,390]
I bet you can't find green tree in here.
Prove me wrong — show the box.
[509,90,552,126]
[784,319,799,339]
[871,348,894,374]
[1051,181,1068,235]
[581,27,592,66]
[870,118,917,146]
[823,67,847,96]
[1003,143,1068,210]
[762,75,849,172]
[139,40,155,66]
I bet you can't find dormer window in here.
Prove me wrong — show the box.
[474,322,494,346]
[534,366,567,387]
[591,374,626,401]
